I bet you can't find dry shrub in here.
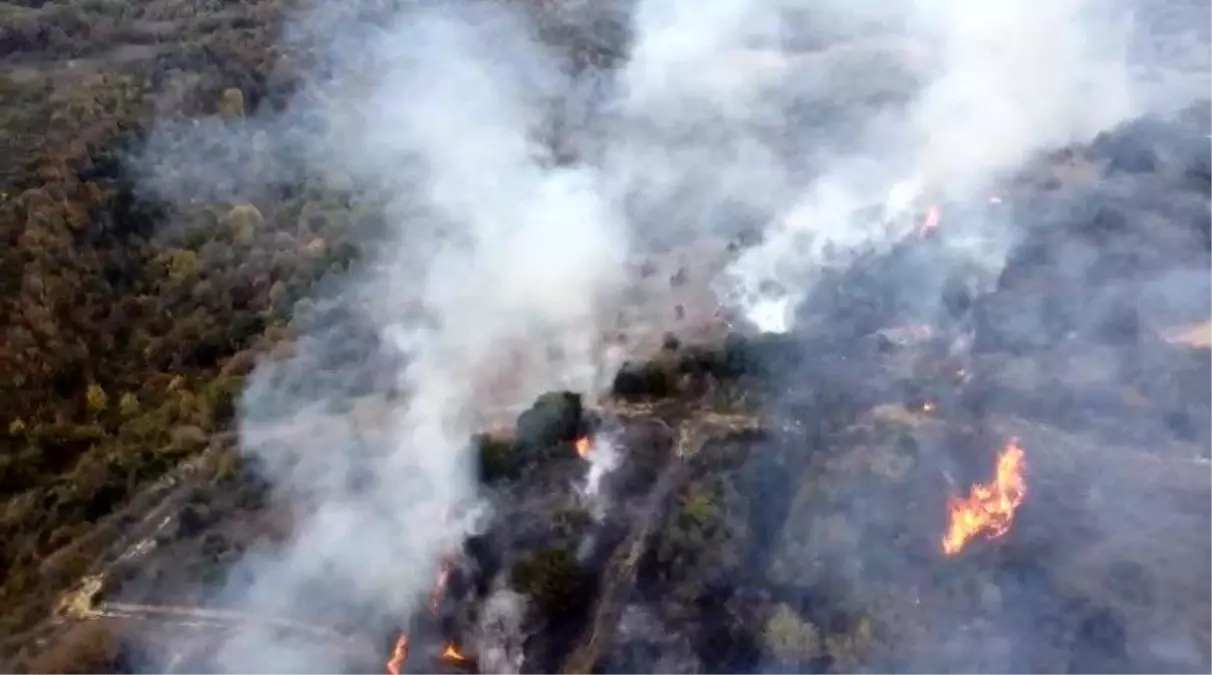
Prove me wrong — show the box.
[20,621,123,674]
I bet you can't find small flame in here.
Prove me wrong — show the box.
[440,643,468,663]
[918,204,941,236]
[575,436,591,460]
[921,401,937,413]
[429,559,453,613]
[386,634,410,675]
[942,439,1028,556]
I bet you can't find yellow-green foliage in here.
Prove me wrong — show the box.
[218,87,245,119]
[222,203,265,245]
[764,603,821,663]
[118,392,140,418]
[679,485,716,527]
[158,248,201,281]
[85,384,108,414]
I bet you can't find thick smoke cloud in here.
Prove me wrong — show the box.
[710,0,1148,332]
[141,3,632,672]
[130,0,1208,671]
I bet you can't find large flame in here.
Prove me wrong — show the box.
[575,436,591,460]
[942,438,1028,556]
[386,634,410,675]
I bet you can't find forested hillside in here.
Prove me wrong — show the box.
[0,0,364,656]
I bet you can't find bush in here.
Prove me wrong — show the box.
[510,546,593,620]
[610,359,676,401]
[475,433,516,483]
[221,203,264,245]
[763,604,821,664]
[514,391,584,453]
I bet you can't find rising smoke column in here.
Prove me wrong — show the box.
[197,3,630,672]
[665,0,1144,333]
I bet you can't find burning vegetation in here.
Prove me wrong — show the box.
[385,635,408,675]
[942,438,1028,556]
[575,436,592,460]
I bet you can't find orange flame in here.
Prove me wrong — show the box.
[429,559,453,613]
[919,204,941,236]
[386,634,410,675]
[440,643,468,663]
[575,436,591,459]
[942,439,1027,556]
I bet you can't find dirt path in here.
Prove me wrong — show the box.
[561,457,687,675]
[561,409,769,674]
[57,572,377,665]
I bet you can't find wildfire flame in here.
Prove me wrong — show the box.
[385,504,472,675]
[386,635,410,675]
[429,559,453,613]
[575,436,591,459]
[440,643,468,663]
[942,438,1027,556]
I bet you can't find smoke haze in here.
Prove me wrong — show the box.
[130,0,1209,670]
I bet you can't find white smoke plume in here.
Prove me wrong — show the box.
[470,586,529,675]
[578,433,623,519]
[192,3,630,672]
[659,0,1166,333]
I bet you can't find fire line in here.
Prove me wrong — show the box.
[941,438,1027,556]
[385,523,464,673]
[386,634,409,675]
